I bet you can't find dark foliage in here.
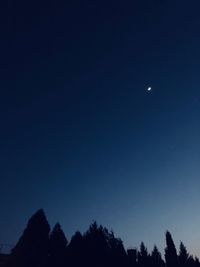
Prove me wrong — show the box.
[151,245,165,267]
[138,242,150,267]
[179,242,189,267]
[165,231,179,267]
[127,248,137,267]
[68,231,84,267]
[4,210,200,267]
[48,223,68,267]
[8,209,50,267]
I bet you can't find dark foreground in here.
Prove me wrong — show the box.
[1,210,199,267]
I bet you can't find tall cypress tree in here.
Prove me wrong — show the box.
[8,209,50,267]
[165,231,178,267]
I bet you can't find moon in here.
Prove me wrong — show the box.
[147,87,152,91]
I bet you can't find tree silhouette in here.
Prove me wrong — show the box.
[127,248,137,267]
[8,209,50,267]
[107,230,127,267]
[83,221,110,267]
[68,231,84,267]
[48,223,68,267]
[151,245,165,267]
[4,210,200,267]
[179,242,189,267]
[194,257,200,267]
[81,222,127,267]
[138,242,149,267]
[165,231,178,267]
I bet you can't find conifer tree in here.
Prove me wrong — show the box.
[68,231,84,267]
[151,245,165,267]
[179,242,189,267]
[8,209,50,267]
[138,242,149,267]
[69,231,83,252]
[48,223,68,267]
[83,222,110,267]
[165,231,178,267]
[107,230,127,267]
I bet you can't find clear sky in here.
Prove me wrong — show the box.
[0,0,200,258]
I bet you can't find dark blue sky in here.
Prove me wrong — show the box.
[0,0,200,257]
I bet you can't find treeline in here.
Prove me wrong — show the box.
[6,209,200,267]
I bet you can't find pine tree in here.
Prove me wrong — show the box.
[68,231,84,267]
[69,231,83,251]
[151,245,165,267]
[179,242,189,267]
[138,242,149,267]
[165,231,178,267]
[107,230,127,267]
[83,222,110,267]
[9,209,50,267]
[48,223,68,267]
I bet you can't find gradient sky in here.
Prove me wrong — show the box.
[0,0,200,258]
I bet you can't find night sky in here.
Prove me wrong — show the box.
[1,0,200,257]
